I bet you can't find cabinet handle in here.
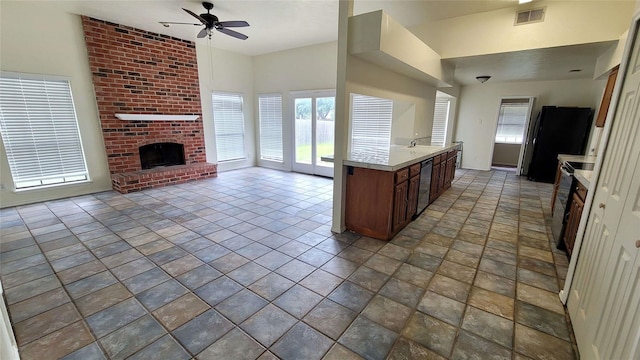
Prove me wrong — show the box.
[599,203,606,209]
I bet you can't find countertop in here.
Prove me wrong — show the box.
[557,154,597,188]
[344,144,459,171]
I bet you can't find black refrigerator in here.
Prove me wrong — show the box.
[527,106,593,183]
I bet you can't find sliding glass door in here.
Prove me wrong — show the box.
[292,91,335,178]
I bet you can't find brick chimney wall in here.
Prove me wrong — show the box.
[82,17,216,193]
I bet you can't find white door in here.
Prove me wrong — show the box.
[292,91,335,178]
[568,18,640,360]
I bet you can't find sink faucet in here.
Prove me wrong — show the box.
[409,139,417,148]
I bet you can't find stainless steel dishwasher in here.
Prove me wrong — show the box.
[414,158,433,219]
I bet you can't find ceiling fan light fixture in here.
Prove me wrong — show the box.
[476,75,491,84]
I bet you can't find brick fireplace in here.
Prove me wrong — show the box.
[82,17,217,193]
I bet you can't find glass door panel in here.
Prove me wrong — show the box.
[294,98,312,165]
[315,97,335,176]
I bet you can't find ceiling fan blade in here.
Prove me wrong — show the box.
[197,28,209,38]
[216,27,248,40]
[183,8,207,24]
[159,22,202,26]
[217,21,249,28]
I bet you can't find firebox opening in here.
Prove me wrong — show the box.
[139,142,186,170]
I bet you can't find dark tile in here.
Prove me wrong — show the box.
[75,283,132,317]
[362,295,412,332]
[328,281,374,312]
[100,248,143,268]
[50,251,96,272]
[20,321,94,360]
[254,250,293,270]
[0,262,53,289]
[193,244,231,263]
[152,293,210,331]
[428,274,471,303]
[14,302,81,345]
[93,241,132,258]
[323,343,363,360]
[57,260,107,285]
[514,324,574,360]
[7,287,70,323]
[136,279,188,310]
[172,309,234,354]
[379,278,424,308]
[518,257,557,277]
[219,235,254,250]
[461,306,514,348]
[65,271,118,299]
[483,247,517,265]
[474,271,516,297]
[161,254,204,277]
[394,264,434,289]
[175,264,222,290]
[321,257,359,279]
[407,252,442,272]
[99,314,166,359]
[468,287,515,320]
[418,291,465,326]
[276,259,316,282]
[110,258,156,281]
[348,266,389,292]
[148,246,188,265]
[0,245,41,263]
[515,301,570,341]
[236,242,272,260]
[402,312,457,358]
[339,316,398,360]
[517,268,559,292]
[209,253,250,273]
[248,272,295,300]
[4,274,61,305]
[227,262,270,286]
[272,322,334,360]
[452,330,512,360]
[198,328,265,360]
[377,243,412,261]
[338,246,374,264]
[86,297,146,338]
[123,267,170,294]
[240,304,297,347]
[299,269,343,296]
[60,342,106,360]
[388,337,446,360]
[364,254,403,275]
[215,289,268,324]
[303,299,357,340]
[195,276,243,306]
[274,284,323,318]
[128,335,190,360]
[298,247,334,267]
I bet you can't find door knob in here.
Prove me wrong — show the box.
[599,203,606,209]
[636,240,640,249]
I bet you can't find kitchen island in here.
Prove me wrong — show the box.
[345,144,460,240]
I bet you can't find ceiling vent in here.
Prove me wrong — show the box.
[515,7,546,25]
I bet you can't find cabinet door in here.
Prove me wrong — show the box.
[430,162,441,203]
[564,192,584,256]
[444,157,455,189]
[439,161,447,194]
[407,175,420,218]
[393,181,408,231]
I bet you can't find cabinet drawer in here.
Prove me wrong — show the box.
[395,168,409,184]
[409,163,421,178]
[447,150,457,159]
[575,180,587,201]
[433,154,442,164]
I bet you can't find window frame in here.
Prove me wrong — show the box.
[431,97,451,147]
[212,91,246,163]
[349,93,394,153]
[0,71,90,190]
[494,99,532,145]
[258,93,284,163]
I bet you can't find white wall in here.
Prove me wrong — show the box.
[253,42,338,170]
[0,1,112,208]
[411,0,634,58]
[197,44,256,172]
[455,78,605,170]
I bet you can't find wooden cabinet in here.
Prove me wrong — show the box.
[430,151,457,204]
[563,180,587,256]
[346,164,420,240]
[595,65,619,127]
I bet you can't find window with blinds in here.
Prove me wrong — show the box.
[432,98,450,146]
[350,94,393,152]
[495,99,530,144]
[258,94,283,162]
[212,92,245,162]
[0,74,88,189]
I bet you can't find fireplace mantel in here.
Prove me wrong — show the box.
[115,114,200,121]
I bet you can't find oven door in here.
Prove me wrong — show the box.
[552,165,573,248]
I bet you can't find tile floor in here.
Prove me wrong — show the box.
[0,167,577,360]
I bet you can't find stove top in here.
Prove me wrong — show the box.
[566,161,595,172]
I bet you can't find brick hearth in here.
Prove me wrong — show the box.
[82,17,216,193]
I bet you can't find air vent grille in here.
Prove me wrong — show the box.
[515,7,546,25]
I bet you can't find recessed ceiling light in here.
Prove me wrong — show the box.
[519,0,533,4]
[569,69,582,73]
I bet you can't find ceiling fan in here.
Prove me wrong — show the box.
[160,2,249,40]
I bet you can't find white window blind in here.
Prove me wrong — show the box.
[0,74,88,189]
[212,92,245,162]
[258,94,283,162]
[495,99,530,144]
[350,94,393,152]
[432,98,450,146]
